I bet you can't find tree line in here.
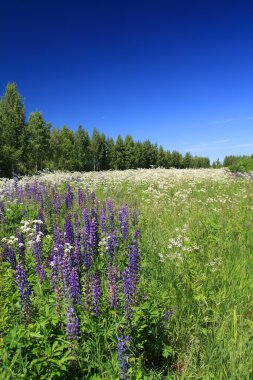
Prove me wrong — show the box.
[0,83,213,178]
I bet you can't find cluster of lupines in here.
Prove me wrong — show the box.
[0,182,141,378]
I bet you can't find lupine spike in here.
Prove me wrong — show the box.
[65,185,74,210]
[64,214,74,245]
[107,199,115,231]
[66,306,80,340]
[18,233,26,266]
[70,266,81,304]
[16,264,32,323]
[117,335,130,380]
[119,205,129,241]
[107,266,119,308]
[7,245,16,269]
[122,267,133,321]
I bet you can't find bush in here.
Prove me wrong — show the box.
[229,157,253,173]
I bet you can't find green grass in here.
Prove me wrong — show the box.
[1,169,253,379]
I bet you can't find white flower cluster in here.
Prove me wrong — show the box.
[64,243,74,254]
[159,224,199,264]
[2,236,18,246]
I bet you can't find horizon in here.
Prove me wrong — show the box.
[1,0,253,162]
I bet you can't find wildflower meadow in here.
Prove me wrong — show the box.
[0,168,253,379]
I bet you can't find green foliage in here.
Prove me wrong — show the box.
[0,83,25,177]
[114,135,126,170]
[22,111,51,173]
[4,204,24,234]
[229,157,253,173]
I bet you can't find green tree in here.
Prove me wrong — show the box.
[157,146,167,168]
[142,140,158,168]
[171,150,183,168]
[134,141,144,168]
[114,135,125,170]
[223,155,240,167]
[48,127,62,169]
[0,83,25,176]
[57,126,76,171]
[183,152,193,168]
[99,133,108,170]
[90,129,108,171]
[124,135,136,169]
[165,150,172,168]
[74,126,91,171]
[106,137,115,170]
[22,111,51,173]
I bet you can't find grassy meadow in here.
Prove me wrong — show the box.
[0,168,253,379]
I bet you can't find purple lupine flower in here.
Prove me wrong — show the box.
[17,186,24,203]
[122,267,133,321]
[62,248,72,296]
[90,190,96,205]
[38,209,46,234]
[66,307,80,340]
[83,208,90,239]
[82,208,92,271]
[119,205,129,241]
[117,335,130,380]
[18,233,26,266]
[64,214,74,245]
[78,188,86,208]
[16,264,32,323]
[70,267,81,304]
[33,224,46,281]
[13,172,18,193]
[36,187,43,207]
[53,192,60,214]
[50,228,64,289]
[100,202,107,235]
[65,185,74,210]
[50,249,60,292]
[92,270,102,316]
[106,231,119,263]
[128,243,140,293]
[163,306,179,323]
[107,266,119,308]
[107,199,115,231]
[91,207,97,221]
[0,201,5,217]
[89,217,98,256]
[128,229,141,301]
[73,212,81,267]
[100,211,107,235]
[7,245,16,269]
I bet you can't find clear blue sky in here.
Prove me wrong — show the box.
[1,0,253,162]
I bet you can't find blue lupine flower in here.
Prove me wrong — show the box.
[66,306,80,340]
[117,335,130,380]
[16,264,32,323]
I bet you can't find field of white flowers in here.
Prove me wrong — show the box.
[1,168,253,379]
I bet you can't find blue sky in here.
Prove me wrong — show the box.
[0,0,253,162]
